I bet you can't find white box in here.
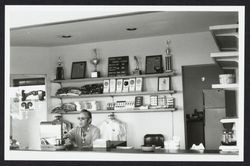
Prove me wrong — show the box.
[109,79,116,93]
[103,80,110,93]
[116,79,123,92]
[135,77,143,92]
[129,78,136,92]
[122,79,129,92]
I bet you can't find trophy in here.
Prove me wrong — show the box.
[90,49,101,78]
[56,57,64,80]
[165,40,173,72]
[132,56,142,75]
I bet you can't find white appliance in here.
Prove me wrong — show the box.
[10,85,47,150]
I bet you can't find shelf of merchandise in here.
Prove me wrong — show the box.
[51,90,176,99]
[51,71,175,84]
[51,108,177,114]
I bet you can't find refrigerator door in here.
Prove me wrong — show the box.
[204,108,225,150]
[203,89,225,109]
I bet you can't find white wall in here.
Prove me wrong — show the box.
[10,31,218,149]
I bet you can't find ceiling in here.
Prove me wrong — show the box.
[10,11,238,47]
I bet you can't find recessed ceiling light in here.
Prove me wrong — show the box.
[61,35,72,38]
[126,28,137,31]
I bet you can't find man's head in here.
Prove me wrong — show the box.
[77,109,92,128]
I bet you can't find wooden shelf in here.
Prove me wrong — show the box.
[209,24,238,52]
[209,24,238,31]
[212,84,238,90]
[220,117,238,123]
[51,71,175,84]
[51,108,177,114]
[210,51,238,69]
[51,90,176,99]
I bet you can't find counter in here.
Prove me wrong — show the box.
[10,147,238,155]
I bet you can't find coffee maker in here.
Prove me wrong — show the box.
[219,118,238,152]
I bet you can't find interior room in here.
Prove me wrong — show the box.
[6,6,244,161]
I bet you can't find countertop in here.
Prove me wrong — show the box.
[10,147,239,155]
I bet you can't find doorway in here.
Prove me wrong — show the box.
[182,64,223,149]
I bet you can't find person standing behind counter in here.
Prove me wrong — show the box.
[63,109,100,149]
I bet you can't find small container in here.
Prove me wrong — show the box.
[219,74,235,84]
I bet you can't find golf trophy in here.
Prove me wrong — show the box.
[56,57,64,80]
[165,40,173,72]
[90,48,101,78]
[132,56,142,75]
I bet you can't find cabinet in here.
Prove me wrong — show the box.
[209,24,239,151]
[50,72,177,114]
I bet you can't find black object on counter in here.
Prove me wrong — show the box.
[144,134,165,148]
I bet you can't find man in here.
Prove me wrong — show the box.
[63,109,100,148]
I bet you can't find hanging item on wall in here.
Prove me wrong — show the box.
[132,56,142,75]
[56,57,64,80]
[108,56,129,77]
[145,55,163,74]
[71,61,86,79]
[165,40,173,72]
[90,48,101,78]
[158,76,171,91]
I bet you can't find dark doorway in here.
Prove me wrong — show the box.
[182,64,223,149]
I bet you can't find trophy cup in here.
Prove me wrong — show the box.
[90,49,101,78]
[132,56,142,75]
[56,57,64,80]
[165,40,173,72]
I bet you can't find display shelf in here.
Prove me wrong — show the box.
[209,24,238,31]
[51,71,175,84]
[51,108,177,114]
[51,90,176,99]
[212,84,238,90]
[210,51,238,69]
[209,24,238,52]
[220,117,238,123]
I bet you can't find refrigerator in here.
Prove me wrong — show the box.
[203,89,236,150]
[203,89,226,150]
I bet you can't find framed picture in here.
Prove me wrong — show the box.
[71,61,86,79]
[158,76,171,91]
[145,55,163,74]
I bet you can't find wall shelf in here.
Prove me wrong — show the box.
[51,108,177,114]
[51,71,175,84]
[220,117,238,123]
[51,90,176,99]
[209,24,238,52]
[210,51,238,69]
[212,84,238,90]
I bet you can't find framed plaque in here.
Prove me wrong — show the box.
[158,76,171,91]
[145,55,163,74]
[108,56,129,77]
[71,61,86,79]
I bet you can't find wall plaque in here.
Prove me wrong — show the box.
[145,55,163,74]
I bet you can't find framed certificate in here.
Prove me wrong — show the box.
[71,61,86,79]
[158,76,171,91]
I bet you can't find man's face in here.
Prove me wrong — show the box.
[77,112,90,128]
